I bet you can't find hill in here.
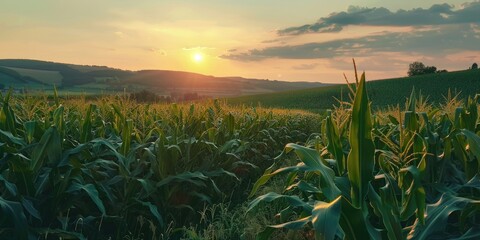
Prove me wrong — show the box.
[0,59,96,86]
[0,59,326,97]
[227,69,480,111]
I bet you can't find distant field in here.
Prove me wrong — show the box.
[0,59,328,97]
[4,67,62,85]
[227,69,480,111]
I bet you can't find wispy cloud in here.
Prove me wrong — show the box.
[182,46,215,51]
[277,2,480,36]
[143,47,167,55]
[292,63,319,70]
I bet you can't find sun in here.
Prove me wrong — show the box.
[193,53,204,63]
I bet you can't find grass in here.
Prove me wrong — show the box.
[227,69,480,112]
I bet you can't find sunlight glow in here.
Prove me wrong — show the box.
[193,53,204,63]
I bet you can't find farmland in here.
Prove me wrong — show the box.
[228,69,480,112]
[2,68,480,239]
[0,91,321,239]
[4,0,480,238]
[0,59,327,98]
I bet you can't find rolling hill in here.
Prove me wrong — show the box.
[0,59,327,97]
[227,69,480,111]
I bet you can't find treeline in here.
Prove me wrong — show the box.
[408,61,478,77]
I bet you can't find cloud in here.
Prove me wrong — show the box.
[182,46,215,51]
[221,24,479,61]
[114,31,124,38]
[292,63,319,70]
[278,2,480,35]
[261,38,287,44]
[142,47,167,55]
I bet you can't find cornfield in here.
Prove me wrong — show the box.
[249,72,480,239]
[0,90,319,239]
[1,69,480,239]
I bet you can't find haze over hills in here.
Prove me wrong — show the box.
[0,59,328,97]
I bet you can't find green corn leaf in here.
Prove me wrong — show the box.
[67,182,106,215]
[157,171,209,188]
[80,104,96,143]
[368,184,403,240]
[248,192,313,213]
[137,200,164,229]
[225,112,235,135]
[460,129,480,177]
[0,175,18,197]
[249,164,310,198]
[325,111,345,175]
[0,197,28,239]
[283,143,341,201]
[407,87,416,113]
[20,197,41,221]
[0,90,18,136]
[31,126,62,173]
[0,129,25,147]
[24,121,36,144]
[34,168,52,198]
[288,180,322,194]
[255,216,312,240]
[399,162,426,223]
[53,85,59,107]
[311,196,342,240]
[347,72,375,209]
[120,119,133,156]
[462,131,480,152]
[52,105,64,138]
[339,197,380,240]
[408,194,478,240]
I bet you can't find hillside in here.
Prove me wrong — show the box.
[0,59,95,86]
[0,59,326,97]
[227,69,480,111]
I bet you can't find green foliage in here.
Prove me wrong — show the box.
[408,62,437,77]
[347,72,375,208]
[471,63,478,70]
[248,69,480,239]
[2,66,480,239]
[0,94,319,239]
[228,69,480,111]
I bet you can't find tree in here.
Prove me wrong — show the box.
[424,66,437,74]
[472,63,478,70]
[408,62,426,76]
[407,61,438,76]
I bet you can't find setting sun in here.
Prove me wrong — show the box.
[193,53,203,63]
[2,1,480,239]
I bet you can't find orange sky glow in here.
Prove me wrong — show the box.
[1,0,479,83]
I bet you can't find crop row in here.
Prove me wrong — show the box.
[0,92,320,239]
[249,72,480,239]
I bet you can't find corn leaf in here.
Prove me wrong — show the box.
[347,72,375,209]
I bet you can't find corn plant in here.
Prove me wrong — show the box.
[0,91,320,239]
[248,69,480,240]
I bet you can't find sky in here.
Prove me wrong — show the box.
[1,0,479,83]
